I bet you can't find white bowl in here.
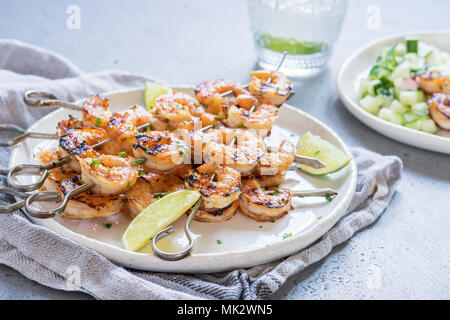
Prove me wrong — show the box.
[337,30,450,154]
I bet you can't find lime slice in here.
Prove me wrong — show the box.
[296,132,352,175]
[122,190,200,251]
[144,81,172,110]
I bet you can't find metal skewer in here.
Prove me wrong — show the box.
[0,124,56,147]
[264,187,338,198]
[151,198,202,261]
[219,51,288,98]
[24,91,83,111]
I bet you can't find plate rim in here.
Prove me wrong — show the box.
[10,87,357,273]
[336,29,450,154]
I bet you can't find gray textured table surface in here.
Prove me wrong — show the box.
[0,0,449,300]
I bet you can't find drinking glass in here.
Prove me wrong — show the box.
[247,0,348,78]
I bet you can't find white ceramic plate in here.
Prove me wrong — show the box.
[9,87,356,273]
[337,30,450,154]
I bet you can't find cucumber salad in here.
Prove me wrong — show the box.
[359,38,450,134]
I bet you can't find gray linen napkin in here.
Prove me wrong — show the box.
[0,40,403,300]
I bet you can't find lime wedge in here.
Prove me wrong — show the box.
[296,132,352,175]
[144,81,172,110]
[122,190,200,251]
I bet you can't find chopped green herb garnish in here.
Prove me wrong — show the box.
[214,115,222,120]
[239,122,244,128]
[314,150,321,155]
[127,181,132,188]
[216,240,222,244]
[19,130,25,135]
[139,170,145,176]
[95,118,101,127]
[91,159,99,166]
[155,194,163,201]
[118,152,127,158]
[325,194,333,201]
[318,216,322,220]
[282,233,292,239]
[103,223,112,229]
[134,158,144,166]
[146,125,152,132]
[273,189,280,195]
[271,217,275,223]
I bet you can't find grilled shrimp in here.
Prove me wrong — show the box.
[126,171,188,218]
[77,154,138,195]
[124,178,156,218]
[239,177,292,222]
[174,120,221,164]
[82,95,112,128]
[428,93,450,130]
[56,115,84,139]
[194,80,257,115]
[39,150,78,187]
[154,92,196,123]
[59,127,109,157]
[106,105,154,153]
[185,163,241,222]
[255,140,295,176]
[39,151,124,219]
[256,171,287,188]
[132,131,187,171]
[416,74,450,95]
[249,70,292,106]
[57,127,108,173]
[226,103,278,133]
[57,176,124,219]
[202,128,265,175]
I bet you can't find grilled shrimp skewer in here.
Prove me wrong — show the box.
[194,80,257,115]
[185,163,241,222]
[202,128,265,175]
[38,151,124,219]
[239,177,338,222]
[132,130,187,172]
[255,140,295,187]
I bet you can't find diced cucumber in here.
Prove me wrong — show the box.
[404,112,419,123]
[399,90,425,106]
[367,80,383,96]
[359,79,370,97]
[380,94,393,108]
[411,102,429,115]
[378,108,393,121]
[369,65,390,80]
[412,111,430,120]
[378,108,404,125]
[426,50,444,66]
[389,99,409,113]
[395,42,407,55]
[393,78,403,98]
[360,95,383,114]
[420,119,438,134]
[404,119,421,130]
[390,61,411,80]
[416,90,426,103]
[390,111,405,125]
